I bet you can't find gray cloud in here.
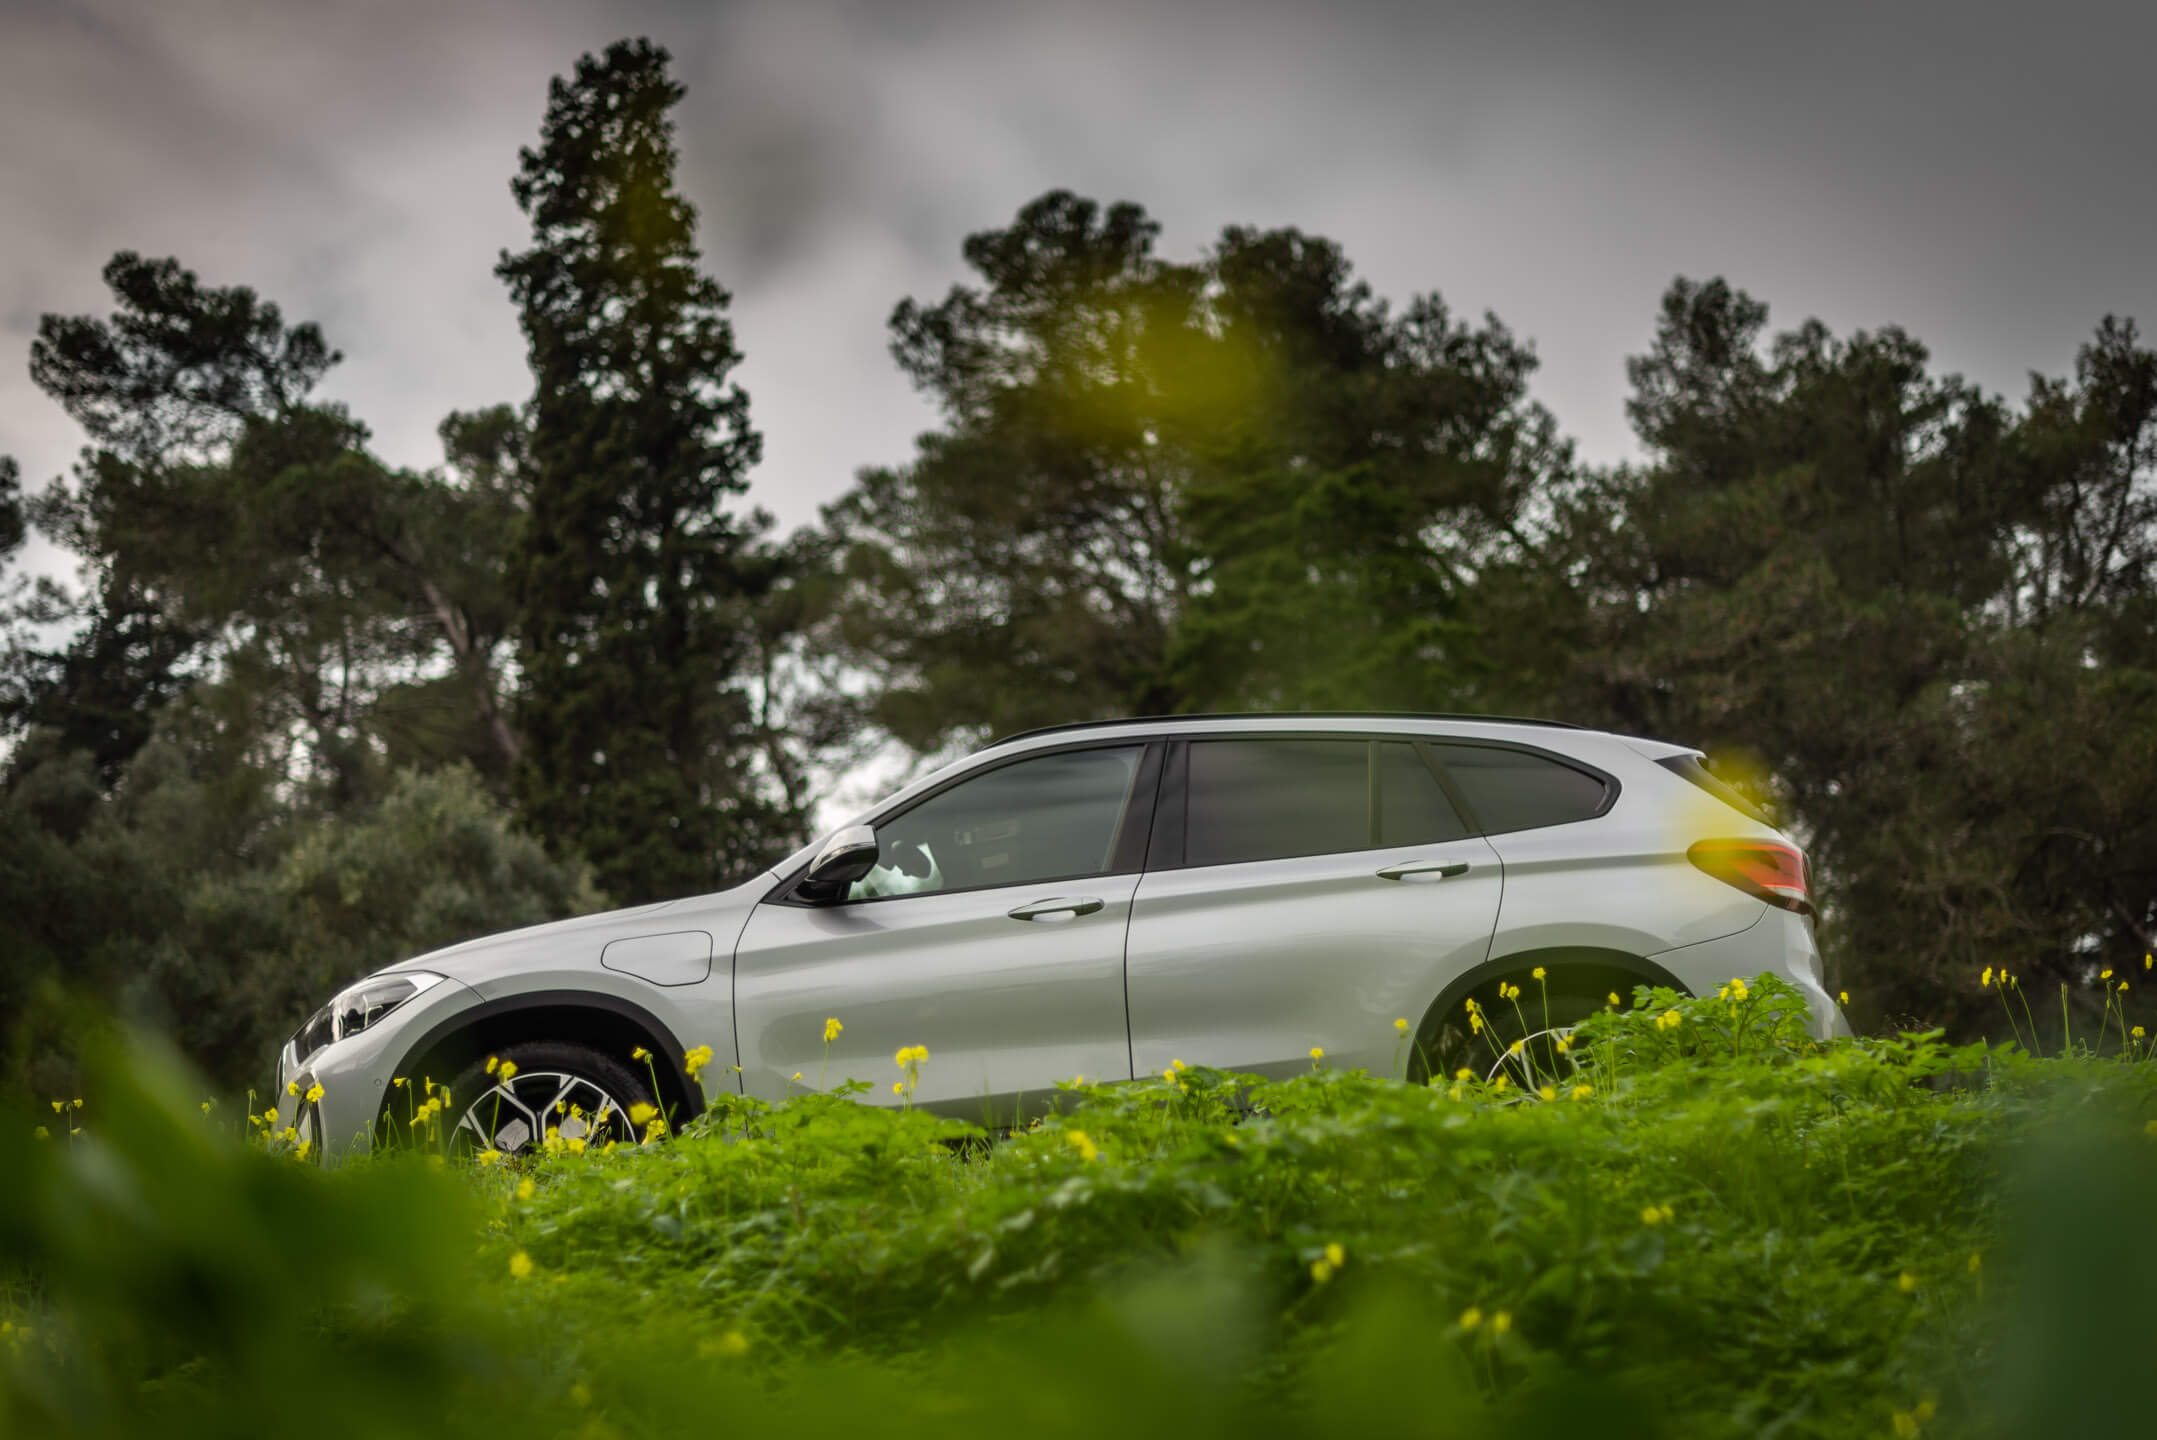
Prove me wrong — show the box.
[4,0,2152,569]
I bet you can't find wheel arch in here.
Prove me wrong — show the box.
[383,990,705,1135]
[1415,946,1693,1048]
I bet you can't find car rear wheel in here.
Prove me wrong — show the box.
[445,1040,657,1156]
[1412,983,1609,1090]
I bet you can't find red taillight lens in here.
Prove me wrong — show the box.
[1687,839,1811,914]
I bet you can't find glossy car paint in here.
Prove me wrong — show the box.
[277,715,1847,1157]
[1124,834,1504,1080]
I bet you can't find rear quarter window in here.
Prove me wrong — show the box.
[1426,743,1611,834]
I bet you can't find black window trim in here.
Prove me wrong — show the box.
[765,738,1167,908]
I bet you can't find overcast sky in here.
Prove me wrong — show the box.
[5,0,2153,576]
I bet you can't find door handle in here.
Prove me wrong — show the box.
[1375,860,1471,881]
[1006,895,1106,921]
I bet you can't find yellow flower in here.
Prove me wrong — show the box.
[1571,1083,1593,1100]
[1310,1258,1337,1284]
[1066,1130,1099,1163]
[485,1056,499,1074]
[1967,1252,1982,1274]
[2133,1026,2146,1040]
[71,1098,82,1109]
[1538,1085,1557,1102]
[1492,1075,1509,1092]
[496,1060,518,1082]
[704,1331,749,1358]
[1897,1271,1919,1293]
[303,1084,324,1105]
[1608,991,1621,1007]
[1839,990,1850,1004]
[2102,968,2114,980]
[516,1178,536,1201]
[894,1044,929,1067]
[33,1126,48,1140]
[49,1101,62,1114]
[684,1045,714,1081]
[632,1046,649,1061]
[1981,966,1993,988]
[1916,1399,1938,1424]
[263,1108,279,1124]
[1657,1009,1683,1031]
[1394,1017,1410,1033]
[892,1082,905,1096]
[566,1137,587,1155]
[791,1072,804,1082]
[1508,1039,1525,1056]
[286,1081,300,1097]
[1170,1058,1188,1071]
[628,1102,658,1128]
[1492,1311,1512,1334]
[1641,1204,1670,1226]
[1458,1306,1483,1331]
[1455,1068,1475,1082]
[1308,1046,1324,1061]
[1531,966,1546,981]
[1891,1412,1919,1439]
[1469,1012,1484,1034]
[509,1251,534,1280]
[1324,1242,1346,1268]
[394,1077,407,1088]
[823,1017,843,1043]
[476,1148,503,1167]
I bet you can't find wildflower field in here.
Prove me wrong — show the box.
[4,976,2154,1440]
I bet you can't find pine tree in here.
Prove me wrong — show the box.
[498,38,786,901]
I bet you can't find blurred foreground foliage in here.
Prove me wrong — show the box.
[6,979,2156,1440]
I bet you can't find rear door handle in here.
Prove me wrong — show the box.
[1006,895,1106,921]
[1375,861,1471,881]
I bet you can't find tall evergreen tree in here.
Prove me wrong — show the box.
[498,38,790,901]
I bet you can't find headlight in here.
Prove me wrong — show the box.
[293,971,449,1065]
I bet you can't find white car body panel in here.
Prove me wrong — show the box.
[733,875,1139,1123]
[1125,835,1503,1080]
[277,714,1847,1158]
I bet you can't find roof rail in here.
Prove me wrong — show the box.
[989,710,1586,747]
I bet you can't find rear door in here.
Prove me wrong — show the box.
[734,741,1160,1124]
[1124,735,1503,1080]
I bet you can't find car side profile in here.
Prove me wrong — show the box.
[276,713,1848,1157]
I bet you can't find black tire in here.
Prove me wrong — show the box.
[444,1039,658,1157]
[1411,982,1610,1088]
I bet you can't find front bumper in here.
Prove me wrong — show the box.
[274,974,486,1160]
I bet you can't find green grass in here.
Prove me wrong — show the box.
[6,975,2157,1440]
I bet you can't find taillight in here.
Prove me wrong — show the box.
[1687,838,1810,914]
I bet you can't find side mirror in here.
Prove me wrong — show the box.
[797,824,879,903]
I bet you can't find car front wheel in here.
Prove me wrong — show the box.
[445,1040,657,1156]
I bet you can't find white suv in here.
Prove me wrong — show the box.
[276,714,1846,1156]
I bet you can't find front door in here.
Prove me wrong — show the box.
[734,741,1159,1124]
[1125,736,1504,1080]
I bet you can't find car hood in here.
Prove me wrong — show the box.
[375,874,772,987]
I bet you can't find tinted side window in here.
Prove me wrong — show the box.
[1427,743,1609,834]
[1187,740,1366,866]
[1378,742,1469,844]
[852,746,1143,900]
[1184,739,1469,866]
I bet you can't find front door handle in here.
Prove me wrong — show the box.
[1006,895,1105,921]
[1375,860,1471,882]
